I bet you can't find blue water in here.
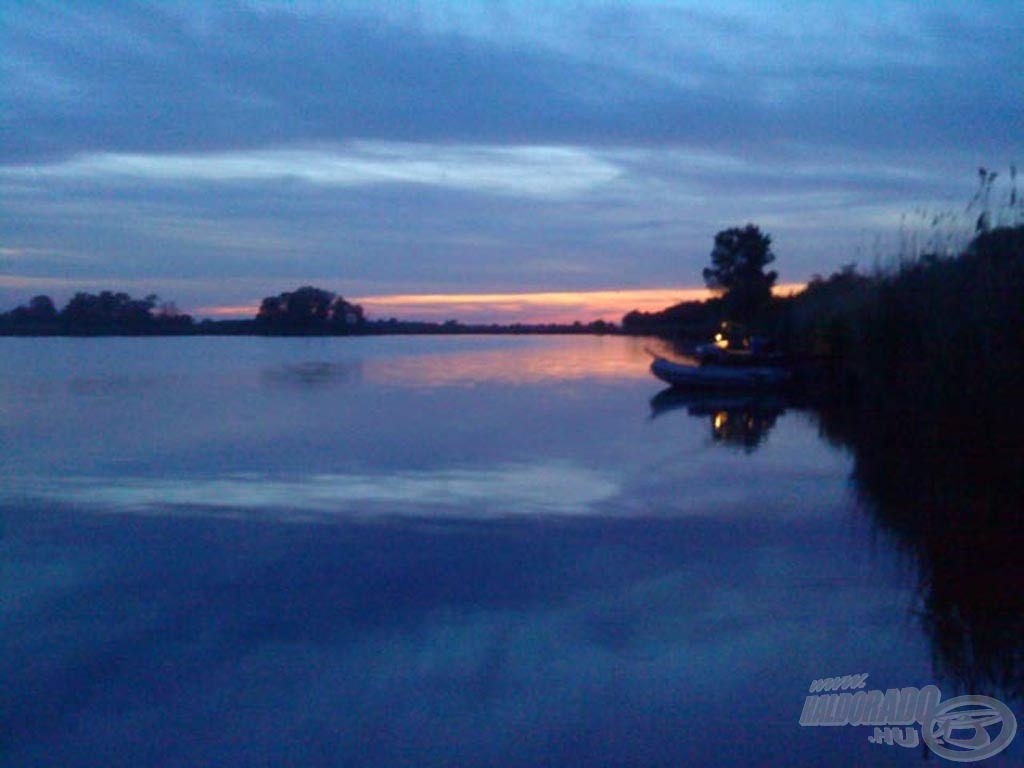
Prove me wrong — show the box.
[1,336,1019,766]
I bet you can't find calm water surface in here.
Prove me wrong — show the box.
[1,336,1019,766]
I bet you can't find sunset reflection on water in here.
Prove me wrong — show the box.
[363,336,663,386]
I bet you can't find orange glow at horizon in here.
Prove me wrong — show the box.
[356,284,805,324]
[358,288,710,324]
[121,284,805,323]
[193,304,263,318]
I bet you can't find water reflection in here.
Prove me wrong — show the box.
[650,389,787,452]
[364,337,653,386]
[261,360,363,388]
[25,463,620,520]
[816,403,1024,704]
[3,336,1020,766]
[69,374,186,399]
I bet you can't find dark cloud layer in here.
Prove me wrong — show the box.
[6,1,1020,162]
[4,1,650,160]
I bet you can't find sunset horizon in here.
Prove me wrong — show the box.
[194,283,808,324]
[1,279,807,325]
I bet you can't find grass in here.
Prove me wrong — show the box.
[789,224,1024,698]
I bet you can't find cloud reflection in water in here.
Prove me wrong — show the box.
[21,463,620,520]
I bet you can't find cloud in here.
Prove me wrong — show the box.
[0,136,996,311]
[4,1,1020,165]
[6,143,621,199]
[1,1,639,161]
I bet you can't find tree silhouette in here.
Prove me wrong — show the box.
[27,295,57,320]
[257,286,365,333]
[5,294,58,324]
[702,224,778,321]
[60,291,158,328]
[1,290,196,334]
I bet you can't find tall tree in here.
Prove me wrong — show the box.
[257,286,365,332]
[27,295,57,320]
[702,224,778,320]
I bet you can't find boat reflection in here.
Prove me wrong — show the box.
[649,388,787,452]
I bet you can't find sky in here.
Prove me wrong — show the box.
[1,1,1021,323]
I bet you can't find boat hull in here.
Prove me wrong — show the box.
[650,356,791,390]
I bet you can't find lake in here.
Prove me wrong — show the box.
[1,335,1020,766]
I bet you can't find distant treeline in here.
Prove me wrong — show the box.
[621,298,721,338]
[0,285,617,336]
[621,290,798,344]
[0,292,195,335]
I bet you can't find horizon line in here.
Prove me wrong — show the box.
[195,284,806,324]
[0,277,806,324]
